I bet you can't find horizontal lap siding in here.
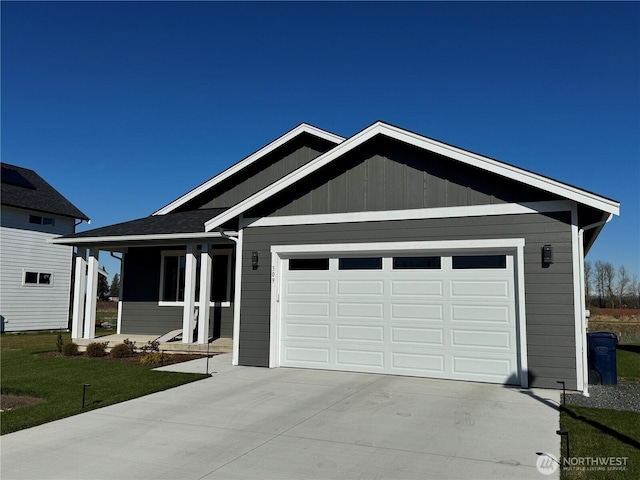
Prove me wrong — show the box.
[240,211,577,389]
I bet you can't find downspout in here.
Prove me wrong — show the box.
[578,214,613,396]
[110,252,123,334]
[215,227,241,366]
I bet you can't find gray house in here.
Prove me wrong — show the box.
[53,122,619,393]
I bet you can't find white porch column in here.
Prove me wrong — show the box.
[182,244,198,344]
[83,248,99,340]
[198,244,212,344]
[71,248,87,340]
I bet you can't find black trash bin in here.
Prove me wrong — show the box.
[587,331,618,385]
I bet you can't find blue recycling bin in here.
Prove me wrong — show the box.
[587,332,618,385]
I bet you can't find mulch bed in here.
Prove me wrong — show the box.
[38,351,211,366]
[1,394,44,411]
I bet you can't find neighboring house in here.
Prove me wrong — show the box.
[53,122,619,393]
[1,162,89,332]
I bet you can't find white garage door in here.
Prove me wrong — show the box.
[278,252,520,384]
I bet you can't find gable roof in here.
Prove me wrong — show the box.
[1,162,89,221]
[204,121,620,231]
[152,123,344,216]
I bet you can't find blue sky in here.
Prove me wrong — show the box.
[2,1,639,281]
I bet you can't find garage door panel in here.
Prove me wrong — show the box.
[391,303,443,321]
[391,326,444,345]
[337,280,384,296]
[392,352,445,373]
[337,302,384,319]
[451,330,512,350]
[285,323,330,340]
[391,280,443,296]
[451,280,510,298]
[287,280,331,295]
[336,349,385,368]
[286,302,330,317]
[284,346,330,365]
[336,324,384,342]
[451,305,511,323]
[452,356,515,380]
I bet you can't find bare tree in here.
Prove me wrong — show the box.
[594,261,616,308]
[616,265,630,307]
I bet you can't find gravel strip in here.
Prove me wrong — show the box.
[564,379,640,413]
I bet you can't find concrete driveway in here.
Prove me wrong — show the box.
[1,354,560,479]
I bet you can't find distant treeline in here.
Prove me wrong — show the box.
[585,261,640,309]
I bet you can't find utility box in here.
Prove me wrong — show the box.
[587,331,618,385]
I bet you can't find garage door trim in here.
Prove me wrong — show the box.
[269,239,528,387]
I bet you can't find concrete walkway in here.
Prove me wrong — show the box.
[1,354,560,479]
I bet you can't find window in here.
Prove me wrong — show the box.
[24,271,53,285]
[393,256,441,269]
[29,215,55,226]
[338,257,382,270]
[289,258,330,270]
[160,250,232,305]
[452,255,506,269]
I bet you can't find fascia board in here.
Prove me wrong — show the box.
[152,124,344,216]
[204,122,619,231]
[50,231,230,245]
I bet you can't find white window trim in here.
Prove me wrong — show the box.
[158,249,232,307]
[269,239,528,388]
[243,200,572,228]
[22,269,55,287]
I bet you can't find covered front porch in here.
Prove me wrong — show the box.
[51,208,240,353]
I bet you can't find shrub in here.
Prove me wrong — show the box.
[110,343,133,358]
[140,340,160,353]
[56,332,64,353]
[86,342,109,358]
[140,352,163,366]
[61,342,79,357]
[123,338,137,355]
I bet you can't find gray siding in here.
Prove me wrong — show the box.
[248,137,556,218]
[120,247,234,339]
[240,211,576,389]
[175,134,336,211]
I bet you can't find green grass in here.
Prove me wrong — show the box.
[559,405,640,480]
[617,345,640,379]
[1,332,209,435]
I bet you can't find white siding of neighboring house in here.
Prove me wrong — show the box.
[1,206,76,332]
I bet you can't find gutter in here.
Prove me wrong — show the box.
[578,214,613,397]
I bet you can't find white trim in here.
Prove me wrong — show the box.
[22,269,55,287]
[206,122,619,232]
[182,244,198,344]
[198,244,212,345]
[243,201,572,228]
[50,231,232,245]
[268,238,528,388]
[84,248,99,340]
[71,251,87,339]
[153,124,344,216]
[571,204,585,392]
[232,226,243,366]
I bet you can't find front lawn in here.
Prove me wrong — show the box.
[1,332,209,435]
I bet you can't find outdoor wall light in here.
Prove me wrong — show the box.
[542,244,554,268]
[252,252,259,270]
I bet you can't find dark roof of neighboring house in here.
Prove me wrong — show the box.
[1,162,89,220]
[59,208,227,239]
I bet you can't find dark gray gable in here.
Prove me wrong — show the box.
[1,162,89,220]
[174,133,338,212]
[246,134,560,218]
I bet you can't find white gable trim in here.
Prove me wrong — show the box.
[50,231,233,245]
[242,200,572,228]
[153,124,344,216]
[205,122,619,231]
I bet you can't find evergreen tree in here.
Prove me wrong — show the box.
[97,271,109,299]
[109,273,120,298]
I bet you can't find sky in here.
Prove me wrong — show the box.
[2,1,639,282]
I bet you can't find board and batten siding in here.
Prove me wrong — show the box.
[0,206,76,332]
[247,137,557,218]
[120,247,234,338]
[240,211,577,389]
[175,134,336,212]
